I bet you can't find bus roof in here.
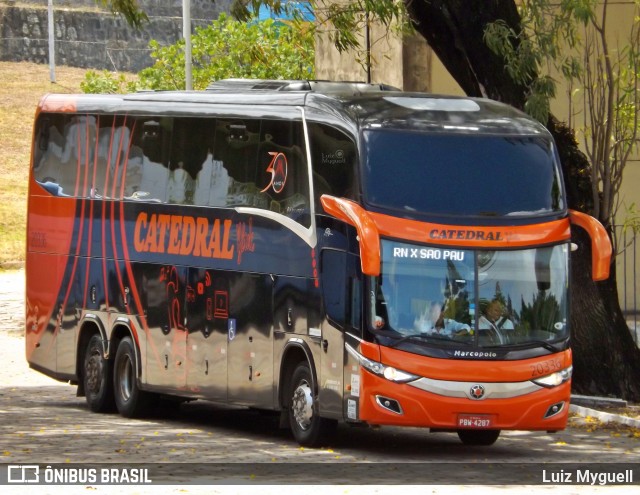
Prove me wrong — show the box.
[40,79,548,137]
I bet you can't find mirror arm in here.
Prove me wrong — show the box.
[320,195,380,276]
[568,210,612,281]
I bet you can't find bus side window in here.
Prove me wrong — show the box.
[33,115,69,196]
[321,249,348,329]
[93,116,133,199]
[35,114,100,197]
[258,119,310,226]
[308,123,357,208]
[349,275,362,331]
[212,119,262,208]
[167,117,218,205]
[130,118,172,202]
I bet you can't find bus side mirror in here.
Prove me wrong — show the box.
[569,210,612,281]
[320,195,380,276]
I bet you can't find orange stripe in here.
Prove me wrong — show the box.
[369,211,571,248]
[321,195,572,276]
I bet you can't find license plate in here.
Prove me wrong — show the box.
[457,414,493,428]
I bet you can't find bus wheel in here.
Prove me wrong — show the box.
[288,361,336,447]
[113,337,151,418]
[83,334,115,412]
[457,429,500,446]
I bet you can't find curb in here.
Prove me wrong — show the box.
[569,404,640,428]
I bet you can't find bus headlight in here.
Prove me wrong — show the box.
[532,366,572,388]
[345,343,419,383]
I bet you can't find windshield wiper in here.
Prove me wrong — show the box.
[482,340,560,353]
[521,340,561,353]
[389,333,471,348]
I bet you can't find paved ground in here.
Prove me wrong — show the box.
[1,269,637,494]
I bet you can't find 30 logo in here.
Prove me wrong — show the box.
[261,152,288,194]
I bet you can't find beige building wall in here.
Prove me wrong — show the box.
[315,17,432,91]
[314,1,638,315]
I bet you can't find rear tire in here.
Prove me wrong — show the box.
[457,429,501,446]
[82,334,115,412]
[288,361,336,447]
[113,336,151,418]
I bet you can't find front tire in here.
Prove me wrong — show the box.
[457,429,501,446]
[113,336,151,418]
[83,334,115,412]
[288,361,336,447]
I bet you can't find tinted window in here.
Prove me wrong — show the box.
[33,113,168,201]
[307,123,357,206]
[34,114,312,227]
[363,131,563,218]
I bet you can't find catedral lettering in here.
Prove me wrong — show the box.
[429,228,504,241]
[26,81,612,449]
[133,212,235,260]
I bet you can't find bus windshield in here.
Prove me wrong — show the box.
[369,240,569,349]
[362,130,563,218]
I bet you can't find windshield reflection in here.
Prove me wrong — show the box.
[370,241,569,349]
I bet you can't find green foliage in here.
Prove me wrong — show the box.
[234,0,409,69]
[80,70,139,94]
[484,0,598,123]
[80,15,315,93]
[137,14,315,90]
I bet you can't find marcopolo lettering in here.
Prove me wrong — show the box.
[134,212,235,260]
[429,228,504,241]
[453,350,498,358]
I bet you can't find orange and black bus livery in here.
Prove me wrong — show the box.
[26,81,611,446]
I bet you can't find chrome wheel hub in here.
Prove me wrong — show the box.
[292,380,313,430]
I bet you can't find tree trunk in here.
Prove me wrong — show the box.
[406,0,640,400]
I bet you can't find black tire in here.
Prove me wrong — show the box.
[288,361,337,447]
[457,429,501,446]
[82,334,115,412]
[113,336,151,418]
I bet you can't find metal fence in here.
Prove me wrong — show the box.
[616,225,638,344]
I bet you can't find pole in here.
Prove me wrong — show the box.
[365,10,371,84]
[48,0,56,83]
[183,0,192,90]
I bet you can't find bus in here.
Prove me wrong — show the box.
[26,79,611,447]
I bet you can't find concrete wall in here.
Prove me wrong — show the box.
[315,19,431,91]
[0,0,229,72]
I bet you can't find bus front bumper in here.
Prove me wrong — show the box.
[357,371,571,431]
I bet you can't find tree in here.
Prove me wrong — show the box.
[81,14,315,92]
[137,14,315,90]
[403,0,640,401]
[106,0,640,400]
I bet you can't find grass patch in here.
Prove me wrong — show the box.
[0,61,87,267]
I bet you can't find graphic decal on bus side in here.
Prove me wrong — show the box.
[133,212,256,266]
[261,152,287,194]
[133,212,235,260]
